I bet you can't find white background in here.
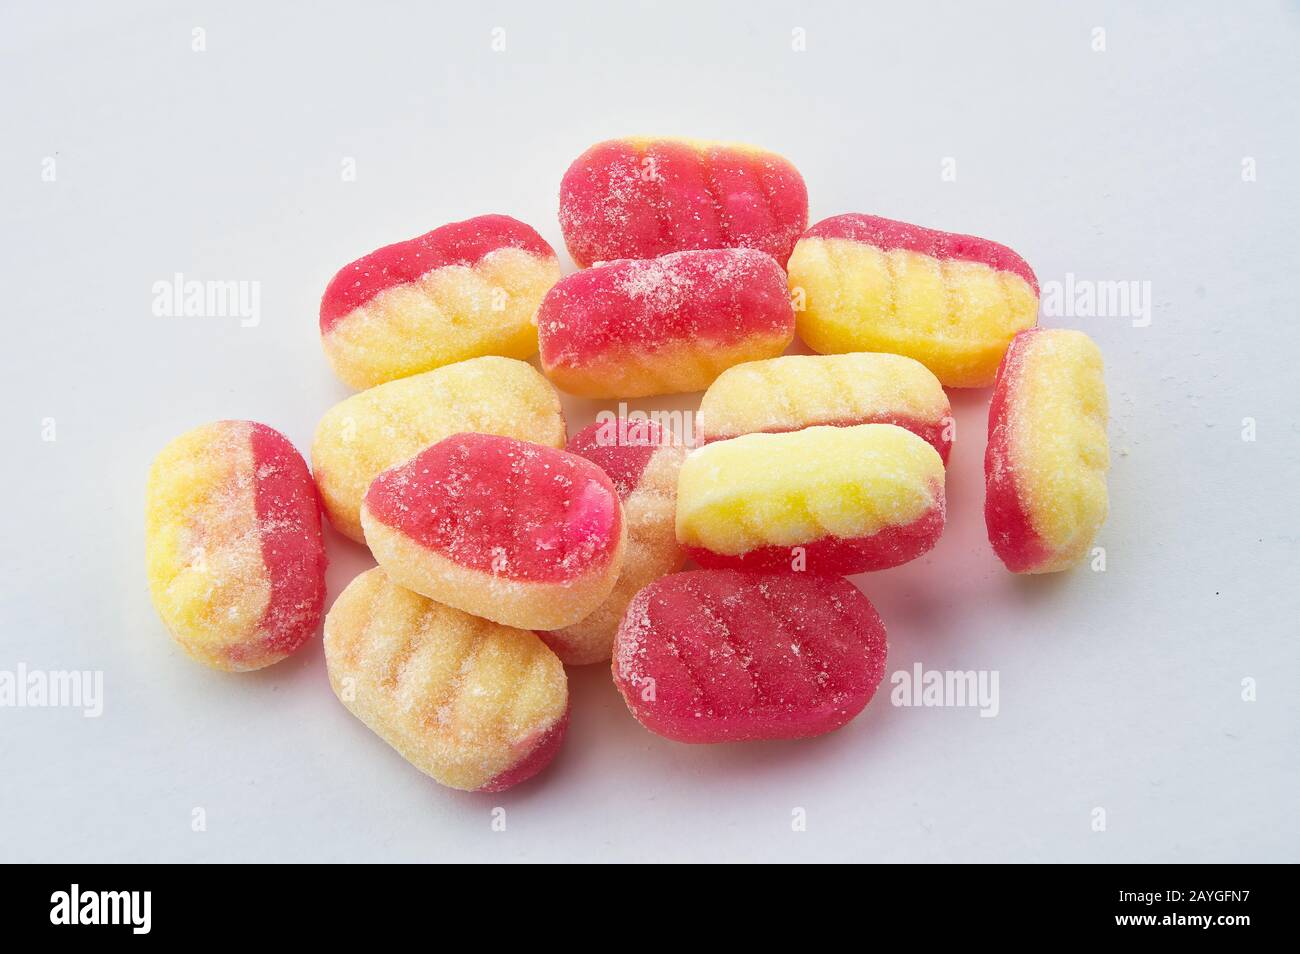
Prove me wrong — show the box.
[1,1,1297,863]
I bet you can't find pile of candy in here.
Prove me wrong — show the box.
[146,137,1110,792]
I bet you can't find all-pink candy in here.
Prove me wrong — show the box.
[612,570,888,743]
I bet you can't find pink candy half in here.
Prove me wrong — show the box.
[613,570,888,743]
[363,433,621,585]
[559,139,808,268]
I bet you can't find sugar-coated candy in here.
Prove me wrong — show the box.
[788,214,1039,387]
[325,568,568,791]
[985,328,1109,573]
[536,248,795,398]
[361,434,626,630]
[558,137,808,268]
[697,352,953,463]
[613,570,887,743]
[145,421,326,671]
[540,420,685,665]
[319,215,561,389]
[312,356,565,542]
[677,424,945,574]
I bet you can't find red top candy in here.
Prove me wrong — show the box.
[320,214,555,332]
[559,138,808,268]
[804,213,1040,294]
[613,570,888,743]
[536,247,795,397]
[363,433,622,585]
[246,423,329,656]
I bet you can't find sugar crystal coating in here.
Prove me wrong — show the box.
[985,328,1109,573]
[325,567,568,791]
[145,420,326,671]
[536,247,794,398]
[698,351,953,462]
[320,214,561,390]
[558,137,808,268]
[788,213,1039,387]
[312,356,566,542]
[361,433,626,630]
[540,420,686,665]
[612,570,888,742]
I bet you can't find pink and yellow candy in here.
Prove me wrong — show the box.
[361,433,626,631]
[145,421,326,671]
[985,328,1109,573]
[697,352,953,463]
[788,214,1039,387]
[676,423,946,575]
[319,215,561,390]
[536,248,794,398]
[325,568,568,792]
[311,356,566,543]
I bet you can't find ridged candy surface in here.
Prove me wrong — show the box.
[325,568,569,791]
[677,424,945,574]
[320,215,561,389]
[312,356,566,542]
[613,570,888,743]
[536,248,794,398]
[788,213,1039,387]
[558,137,808,268]
[698,352,953,462]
